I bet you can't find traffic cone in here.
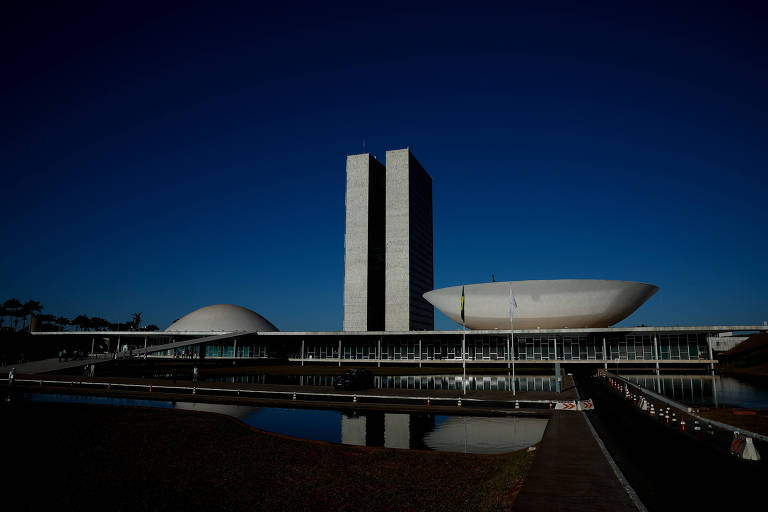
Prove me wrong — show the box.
[665,412,670,423]
[427,396,431,407]
[681,418,686,431]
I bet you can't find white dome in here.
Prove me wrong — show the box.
[165,304,278,333]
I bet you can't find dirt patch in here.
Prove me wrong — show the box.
[1,400,534,511]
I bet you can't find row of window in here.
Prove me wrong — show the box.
[168,335,710,361]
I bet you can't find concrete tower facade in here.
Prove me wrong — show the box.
[343,154,386,331]
[384,149,434,331]
[343,149,434,332]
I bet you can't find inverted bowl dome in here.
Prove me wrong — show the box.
[166,304,278,333]
[423,279,658,330]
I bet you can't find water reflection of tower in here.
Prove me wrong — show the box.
[341,412,385,447]
[340,413,435,449]
[407,414,436,450]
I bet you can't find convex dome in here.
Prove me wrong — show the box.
[165,304,278,333]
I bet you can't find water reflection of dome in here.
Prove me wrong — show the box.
[424,416,548,454]
[165,304,278,333]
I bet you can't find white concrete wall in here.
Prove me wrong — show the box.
[385,149,411,331]
[343,154,371,331]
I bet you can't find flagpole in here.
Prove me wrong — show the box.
[509,284,516,396]
[511,326,515,396]
[461,285,466,396]
[462,321,466,396]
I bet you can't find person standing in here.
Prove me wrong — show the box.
[8,368,15,385]
[90,364,95,378]
[58,350,62,363]
[193,367,199,383]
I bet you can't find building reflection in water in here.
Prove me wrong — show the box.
[341,412,546,454]
[625,374,768,409]
[26,393,548,454]
[201,374,558,392]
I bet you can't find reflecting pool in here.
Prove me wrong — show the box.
[625,374,768,409]
[23,393,547,454]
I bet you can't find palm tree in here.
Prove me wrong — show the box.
[72,315,90,331]
[38,314,56,330]
[21,300,43,331]
[3,299,22,331]
[130,312,143,330]
[55,316,70,332]
[91,317,110,331]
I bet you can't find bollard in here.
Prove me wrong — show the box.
[681,418,686,431]
[665,412,670,423]
[149,384,152,392]
[650,404,655,416]
[292,392,297,400]
[353,394,357,403]
[457,397,462,408]
[742,436,762,461]
[672,413,677,423]
[694,421,701,436]
[427,396,430,407]
[193,386,196,395]
[515,400,520,409]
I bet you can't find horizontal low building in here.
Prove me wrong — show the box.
[30,304,768,368]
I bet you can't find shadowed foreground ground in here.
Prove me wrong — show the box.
[0,401,533,511]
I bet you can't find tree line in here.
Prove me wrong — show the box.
[0,298,160,333]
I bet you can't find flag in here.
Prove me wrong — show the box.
[460,285,465,324]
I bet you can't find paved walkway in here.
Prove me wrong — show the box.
[515,410,638,511]
[0,356,114,375]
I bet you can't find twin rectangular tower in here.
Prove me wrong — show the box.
[344,148,434,331]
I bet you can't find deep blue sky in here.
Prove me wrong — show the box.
[2,2,766,330]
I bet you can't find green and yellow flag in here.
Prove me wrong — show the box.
[460,285,465,324]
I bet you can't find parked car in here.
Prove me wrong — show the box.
[333,369,374,390]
